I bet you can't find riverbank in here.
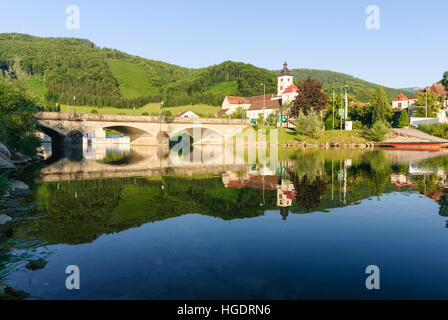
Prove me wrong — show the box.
[0,142,44,300]
[234,127,375,148]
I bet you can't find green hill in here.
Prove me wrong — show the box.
[0,33,411,110]
[288,69,413,102]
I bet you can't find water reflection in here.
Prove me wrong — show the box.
[3,146,448,299]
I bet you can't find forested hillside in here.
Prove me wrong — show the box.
[0,33,411,110]
[289,69,413,102]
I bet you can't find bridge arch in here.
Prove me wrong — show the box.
[100,125,156,144]
[37,124,66,146]
[170,126,224,145]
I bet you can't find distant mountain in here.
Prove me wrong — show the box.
[0,33,412,108]
[399,87,422,93]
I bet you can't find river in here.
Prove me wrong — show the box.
[2,144,448,299]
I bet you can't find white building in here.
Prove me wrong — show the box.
[220,62,299,121]
[177,110,200,118]
[392,93,410,109]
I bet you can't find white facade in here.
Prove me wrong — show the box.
[247,108,276,121]
[392,100,410,109]
[178,110,200,118]
[281,91,298,104]
[278,75,293,95]
[221,97,251,114]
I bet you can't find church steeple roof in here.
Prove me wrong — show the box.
[280,61,291,76]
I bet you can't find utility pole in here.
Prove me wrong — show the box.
[73,96,76,116]
[160,100,163,132]
[340,86,344,130]
[332,87,335,130]
[260,83,266,122]
[426,87,428,118]
[344,85,348,129]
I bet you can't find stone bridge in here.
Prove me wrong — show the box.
[37,112,249,147]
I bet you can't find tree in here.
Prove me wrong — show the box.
[398,109,409,128]
[370,87,391,125]
[442,71,448,94]
[0,76,40,155]
[291,77,327,117]
[415,91,443,117]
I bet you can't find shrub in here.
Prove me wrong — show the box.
[419,123,448,139]
[398,109,409,128]
[90,109,98,114]
[325,116,340,130]
[141,112,149,116]
[295,110,324,138]
[365,121,389,141]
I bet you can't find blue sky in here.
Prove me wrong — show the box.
[1,0,447,88]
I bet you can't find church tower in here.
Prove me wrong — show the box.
[278,61,293,95]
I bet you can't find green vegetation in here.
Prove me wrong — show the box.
[289,69,414,102]
[294,129,369,144]
[413,91,444,118]
[0,33,411,113]
[106,59,160,97]
[418,123,448,139]
[291,77,328,116]
[365,121,389,142]
[0,76,40,155]
[61,103,220,117]
[294,111,324,139]
[370,87,392,124]
[398,109,409,128]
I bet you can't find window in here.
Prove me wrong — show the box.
[398,103,402,108]
[281,78,283,82]
[280,86,283,90]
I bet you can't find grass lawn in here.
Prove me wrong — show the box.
[60,103,221,117]
[296,129,370,144]
[236,127,370,144]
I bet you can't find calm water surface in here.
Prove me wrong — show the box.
[2,145,448,299]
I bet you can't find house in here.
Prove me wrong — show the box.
[220,62,299,121]
[409,83,448,123]
[177,110,200,118]
[392,93,410,109]
[411,83,448,108]
[246,99,281,120]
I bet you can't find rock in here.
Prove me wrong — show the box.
[0,156,15,170]
[0,214,12,233]
[26,258,48,270]
[0,287,30,300]
[6,180,29,192]
[0,142,11,158]
[0,280,6,295]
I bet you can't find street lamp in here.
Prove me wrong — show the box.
[160,100,164,132]
[73,96,76,116]
[332,86,335,130]
[260,83,266,123]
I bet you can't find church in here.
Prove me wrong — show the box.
[219,62,299,121]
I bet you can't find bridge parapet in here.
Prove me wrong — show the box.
[37,112,250,126]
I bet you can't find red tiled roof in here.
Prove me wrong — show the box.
[225,94,277,105]
[248,99,281,110]
[248,94,276,103]
[177,110,199,117]
[217,109,229,116]
[283,84,299,93]
[412,83,448,99]
[393,93,409,101]
[226,96,250,104]
[226,175,280,190]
